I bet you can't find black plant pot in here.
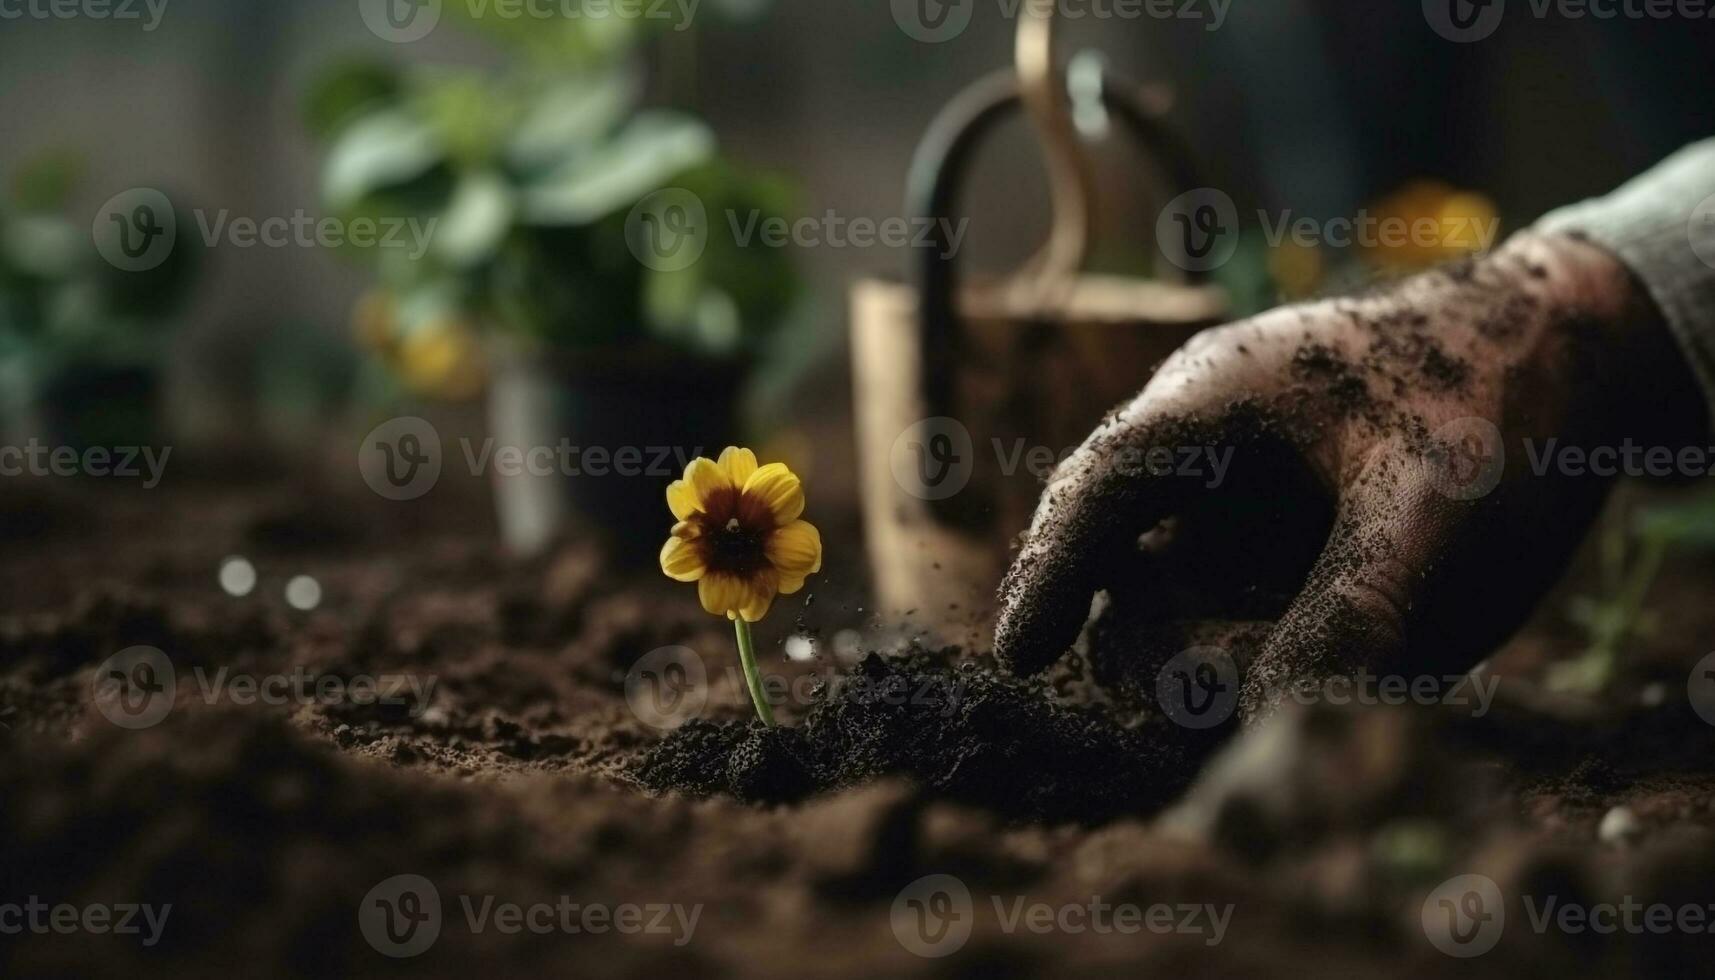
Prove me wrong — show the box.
[486,343,744,563]
[30,361,162,452]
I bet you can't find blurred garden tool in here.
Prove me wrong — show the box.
[851,4,1228,641]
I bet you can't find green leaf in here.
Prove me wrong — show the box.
[303,61,402,141]
[435,171,516,267]
[11,149,82,212]
[322,110,445,211]
[0,214,80,278]
[1635,494,1715,548]
[506,73,638,173]
[519,112,714,225]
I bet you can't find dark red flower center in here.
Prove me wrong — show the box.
[693,486,773,576]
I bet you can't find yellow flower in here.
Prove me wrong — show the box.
[659,446,822,623]
[398,319,487,401]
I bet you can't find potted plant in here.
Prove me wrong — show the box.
[306,12,800,557]
[0,153,196,452]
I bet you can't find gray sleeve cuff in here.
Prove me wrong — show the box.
[1535,139,1715,427]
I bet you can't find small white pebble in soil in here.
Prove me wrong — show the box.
[1598,804,1642,845]
[783,634,816,662]
[218,556,257,597]
[284,575,322,611]
[833,629,864,663]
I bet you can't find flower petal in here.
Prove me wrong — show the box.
[668,457,732,520]
[697,572,747,618]
[718,447,758,487]
[660,535,706,582]
[778,573,807,596]
[743,462,805,525]
[766,519,822,578]
[666,480,701,521]
[735,568,778,623]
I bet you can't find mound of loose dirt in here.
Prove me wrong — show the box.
[633,649,1217,823]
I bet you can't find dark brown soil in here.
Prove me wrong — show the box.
[6,472,1715,978]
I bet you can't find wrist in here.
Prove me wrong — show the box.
[1494,231,1707,444]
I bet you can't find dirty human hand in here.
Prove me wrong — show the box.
[993,231,1707,722]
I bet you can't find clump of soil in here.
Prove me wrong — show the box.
[633,649,1212,823]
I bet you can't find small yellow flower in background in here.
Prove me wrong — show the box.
[660,446,822,725]
[398,318,486,401]
[1365,179,1500,271]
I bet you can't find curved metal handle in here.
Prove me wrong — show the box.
[1016,0,1094,287]
[904,65,1207,425]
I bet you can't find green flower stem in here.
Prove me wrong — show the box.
[733,617,775,726]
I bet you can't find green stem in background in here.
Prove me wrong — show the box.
[733,618,774,726]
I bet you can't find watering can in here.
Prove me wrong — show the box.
[851,6,1229,641]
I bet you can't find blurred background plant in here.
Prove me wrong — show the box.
[1552,488,1715,694]
[0,150,196,447]
[304,2,801,403]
